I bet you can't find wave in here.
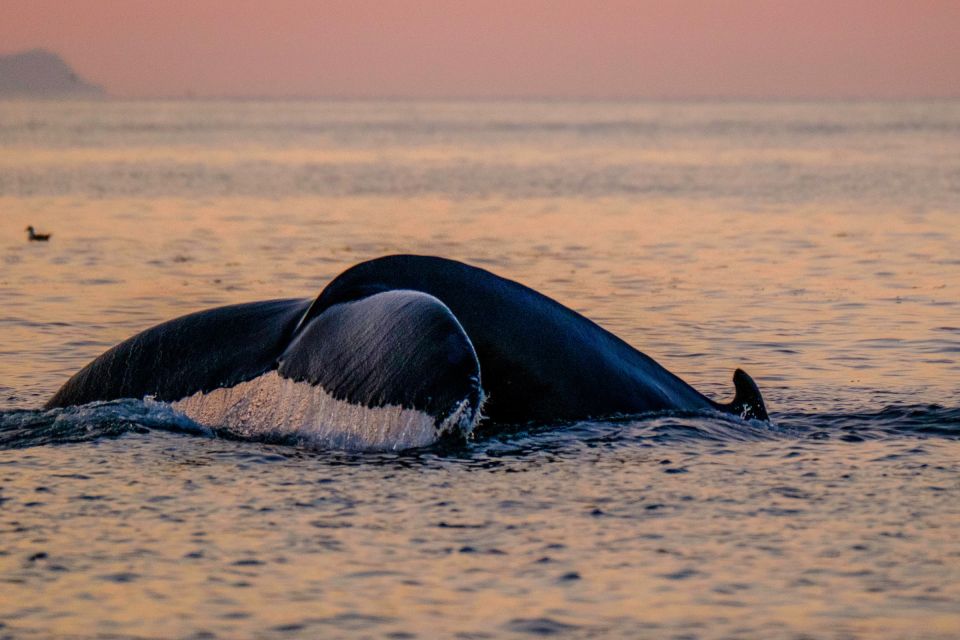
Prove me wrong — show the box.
[776,404,960,440]
[0,399,209,450]
[1,400,957,453]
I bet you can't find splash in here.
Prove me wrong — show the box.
[171,371,478,451]
[0,399,207,450]
[0,401,957,453]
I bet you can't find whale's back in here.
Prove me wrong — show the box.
[308,255,720,423]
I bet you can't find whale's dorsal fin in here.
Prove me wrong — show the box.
[725,368,769,421]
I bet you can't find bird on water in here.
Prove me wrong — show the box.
[26,226,51,242]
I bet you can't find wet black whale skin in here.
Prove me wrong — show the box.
[303,255,767,424]
[47,255,767,425]
[45,290,482,430]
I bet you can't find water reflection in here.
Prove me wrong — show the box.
[1,99,958,637]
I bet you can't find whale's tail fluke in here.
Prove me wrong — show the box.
[724,368,769,421]
[276,289,484,445]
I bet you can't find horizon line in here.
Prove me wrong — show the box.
[5,93,960,102]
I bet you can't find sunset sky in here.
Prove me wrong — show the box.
[3,0,959,98]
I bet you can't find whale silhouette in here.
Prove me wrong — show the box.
[47,255,768,449]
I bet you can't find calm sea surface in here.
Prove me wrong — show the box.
[0,100,958,638]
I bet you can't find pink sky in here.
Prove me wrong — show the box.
[3,0,959,98]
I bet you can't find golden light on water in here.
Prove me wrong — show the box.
[1,99,958,637]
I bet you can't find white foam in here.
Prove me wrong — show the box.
[170,371,478,451]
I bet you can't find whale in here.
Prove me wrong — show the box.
[46,255,768,449]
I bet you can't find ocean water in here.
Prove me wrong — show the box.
[1,99,959,638]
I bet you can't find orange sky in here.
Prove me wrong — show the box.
[3,0,959,98]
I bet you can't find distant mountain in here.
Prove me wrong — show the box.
[0,49,105,98]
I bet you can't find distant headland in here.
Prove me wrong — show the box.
[0,49,105,98]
